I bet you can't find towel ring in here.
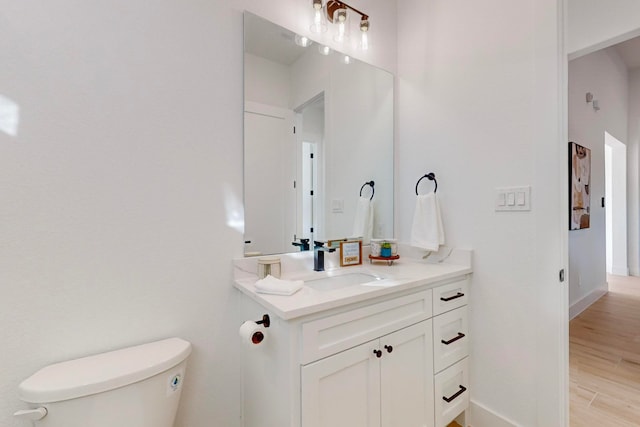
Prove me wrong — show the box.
[415,173,438,195]
[360,181,375,200]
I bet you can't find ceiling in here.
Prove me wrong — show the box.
[244,13,307,66]
[614,36,640,70]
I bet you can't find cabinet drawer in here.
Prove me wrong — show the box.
[434,357,469,427]
[301,290,433,364]
[433,306,469,373]
[433,278,469,315]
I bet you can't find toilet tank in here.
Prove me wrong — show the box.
[15,338,192,427]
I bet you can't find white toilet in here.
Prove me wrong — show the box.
[14,337,192,427]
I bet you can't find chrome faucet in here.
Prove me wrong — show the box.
[314,242,336,272]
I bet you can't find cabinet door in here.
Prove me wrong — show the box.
[301,341,381,427]
[380,320,434,427]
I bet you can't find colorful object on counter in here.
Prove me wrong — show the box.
[380,242,392,257]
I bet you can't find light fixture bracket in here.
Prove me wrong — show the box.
[325,0,369,27]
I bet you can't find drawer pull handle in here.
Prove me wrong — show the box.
[384,345,393,353]
[440,292,464,302]
[441,332,465,345]
[373,349,382,358]
[443,385,467,403]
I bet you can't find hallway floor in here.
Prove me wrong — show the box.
[570,275,640,426]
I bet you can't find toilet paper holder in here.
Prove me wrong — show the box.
[255,314,271,328]
[239,314,272,346]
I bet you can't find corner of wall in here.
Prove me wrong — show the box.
[569,286,607,319]
[468,400,517,427]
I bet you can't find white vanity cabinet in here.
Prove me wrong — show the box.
[301,320,434,427]
[237,267,471,427]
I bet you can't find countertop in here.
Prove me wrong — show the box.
[233,247,472,320]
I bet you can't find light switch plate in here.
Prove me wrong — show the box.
[495,186,531,211]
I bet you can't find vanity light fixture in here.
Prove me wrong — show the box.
[310,0,370,50]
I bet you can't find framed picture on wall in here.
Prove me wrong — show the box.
[569,141,591,230]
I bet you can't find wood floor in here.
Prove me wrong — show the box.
[570,275,640,426]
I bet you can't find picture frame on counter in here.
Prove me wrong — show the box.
[340,240,362,267]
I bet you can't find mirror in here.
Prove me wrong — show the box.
[243,12,393,256]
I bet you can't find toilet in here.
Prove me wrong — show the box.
[14,337,192,427]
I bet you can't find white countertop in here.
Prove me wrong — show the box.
[233,247,472,320]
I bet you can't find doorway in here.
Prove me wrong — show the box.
[604,131,628,276]
[566,23,640,427]
[295,94,325,245]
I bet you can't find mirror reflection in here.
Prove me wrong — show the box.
[243,12,393,256]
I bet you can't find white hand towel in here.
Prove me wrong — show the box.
[255,275,304,296]
[410,193,445,251]
[352,197,374,244]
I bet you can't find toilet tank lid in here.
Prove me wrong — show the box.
[18,337,192,404]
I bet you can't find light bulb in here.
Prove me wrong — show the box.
[335,20,345,42]
[295,34,312,47]
[360,18,369,50]
[332,7,348,42]
[310,0,327,33]
[342,55,351,64]
[360,32,368,50]
[360,18,370,32]
[318,45,331,55]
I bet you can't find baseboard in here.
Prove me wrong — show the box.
[569,288,607,320]
[611,264,629,276]
[467,400,518,427]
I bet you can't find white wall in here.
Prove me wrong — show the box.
[628,68,640,276]
[397,0,566,426]
[325,59,394,240]
[0,1,397,427]
[568,0,640,58]
[605,132,628,276]
[568,48,629,308]
[244,53,291,108]
[291,48,394,241]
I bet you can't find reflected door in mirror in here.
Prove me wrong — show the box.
[244,102,295,256]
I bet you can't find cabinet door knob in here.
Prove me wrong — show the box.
[373,349,382,358]
[384,345,393,353]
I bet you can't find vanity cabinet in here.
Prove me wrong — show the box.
[301,320,434,427]
[238,273,470,427]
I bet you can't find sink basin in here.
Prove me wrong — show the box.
[305,272,385,292]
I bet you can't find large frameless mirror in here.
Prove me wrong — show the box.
[243,12,393,256]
